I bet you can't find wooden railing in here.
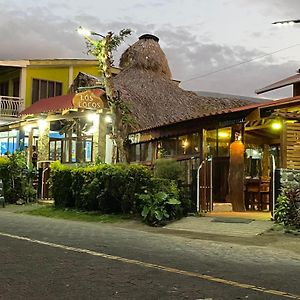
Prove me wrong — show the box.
[0,96,24,118]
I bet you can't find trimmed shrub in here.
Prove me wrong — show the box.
[51,162,152,214]
[50,161,73,208]
[154,158,184,182]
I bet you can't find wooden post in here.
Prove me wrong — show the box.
[202,129,207,160]
[262,144,270,179]
[280,120,287,168]
[76,120,84,163]
[37,121,50,161]
[228,140,246,212]
[27,129,33,167]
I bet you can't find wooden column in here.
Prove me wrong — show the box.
[280,120,287,168]
[27,129,33,167]
[262,144,270,179]
[76,120,84,163]
[37,121,50,161]
[201,129,207,160]
[228,140,246,211]
[98,113,107,162]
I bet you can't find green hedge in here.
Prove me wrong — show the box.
[51,162,152,214]
[50,162,183,225]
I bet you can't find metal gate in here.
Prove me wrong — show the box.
[197,158,213,212]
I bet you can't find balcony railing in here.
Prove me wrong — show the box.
[0,96,25,118]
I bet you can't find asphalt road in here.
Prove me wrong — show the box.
[0,211,300,300]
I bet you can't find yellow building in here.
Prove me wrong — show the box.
[0,59,119,156]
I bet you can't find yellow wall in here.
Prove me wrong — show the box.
[25,66,69,108]
[24,64,100,108]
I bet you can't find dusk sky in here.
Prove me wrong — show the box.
[1,0,300,99]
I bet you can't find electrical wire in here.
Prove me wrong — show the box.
[182,43,300,83]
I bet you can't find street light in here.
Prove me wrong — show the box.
[272,19,300,26]
[77,26,105,38]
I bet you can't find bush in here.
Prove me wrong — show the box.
[138,178,181,226]
[51,161,74,208]
[274,184,300,229]
[51,162,152,214]
[0,152,36,203]
[154,159,184,182]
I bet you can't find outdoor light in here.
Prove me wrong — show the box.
[182,140,189,148]
[87,112,99,122]
[271,121,282,130]
[252,149,259,156]
[38,119,47,132]
[218,131,230,138]
[105,115,112,123]
[23,124,33,133]
[77,26,104,38]
[10,129,17,135]
[272,19,300,26]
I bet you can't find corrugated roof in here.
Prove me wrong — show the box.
[20,89,104,116]
[256,73,300,94]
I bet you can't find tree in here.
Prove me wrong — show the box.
[81,28,132,163]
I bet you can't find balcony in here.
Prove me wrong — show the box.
[0,96,24,118]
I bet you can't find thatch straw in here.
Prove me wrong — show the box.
[114,34,252,132]
[119,34,172,79]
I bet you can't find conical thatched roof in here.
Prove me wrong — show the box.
[114,34,252,132]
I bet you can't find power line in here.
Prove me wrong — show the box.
[182,43,300,83]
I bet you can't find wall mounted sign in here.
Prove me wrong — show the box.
[72,90,105,110]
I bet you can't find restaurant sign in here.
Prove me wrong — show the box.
[72,90,105,110]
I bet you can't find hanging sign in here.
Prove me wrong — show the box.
[72,90,105,110]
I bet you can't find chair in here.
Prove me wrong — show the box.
[244,179,260,210]
[259,179,270,211]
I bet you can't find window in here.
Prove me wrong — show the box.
[13,79,20,97]
[0,81,9,96]
[32,79,63,103]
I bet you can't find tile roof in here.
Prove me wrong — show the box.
[256,73,300,94]
[20,89,104,116]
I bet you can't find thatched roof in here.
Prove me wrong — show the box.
[114,34,252,132]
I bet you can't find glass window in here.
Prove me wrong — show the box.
[158,137,177,158]
[0,81,9,96]
[217,128,231,157]
[178,133,199,155]
[141,142,152,161]
[207,130,217,157]
[32,79,63,103]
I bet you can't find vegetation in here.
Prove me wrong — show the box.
[24,205,130,223]
[274,184,300,229]
[0,152,36,203]
[82,29,133,162]
[50,162,184,226]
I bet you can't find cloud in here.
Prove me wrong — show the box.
[0,2,296,99]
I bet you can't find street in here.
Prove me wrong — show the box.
[0,211,299,300]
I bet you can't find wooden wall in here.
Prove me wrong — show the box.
[286,122,300,169]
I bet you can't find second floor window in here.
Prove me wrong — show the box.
[32,79,62,103]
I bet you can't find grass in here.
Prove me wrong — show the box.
[22,205,132,223]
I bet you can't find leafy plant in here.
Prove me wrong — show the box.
[139,187,181,226]
[274,184,300,229]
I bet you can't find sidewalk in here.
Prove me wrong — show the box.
[163,215,274,237]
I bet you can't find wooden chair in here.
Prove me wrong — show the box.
[259,179,270,211]
[244,179,260,210]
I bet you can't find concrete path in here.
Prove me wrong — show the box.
[164,216,274,237]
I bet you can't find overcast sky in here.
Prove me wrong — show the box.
[1,0,300,99]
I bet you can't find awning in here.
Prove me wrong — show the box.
[20,89,105,116]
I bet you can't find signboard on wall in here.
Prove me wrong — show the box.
[72,90,105,110]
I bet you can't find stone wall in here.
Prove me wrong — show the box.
[279,169,300,187]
